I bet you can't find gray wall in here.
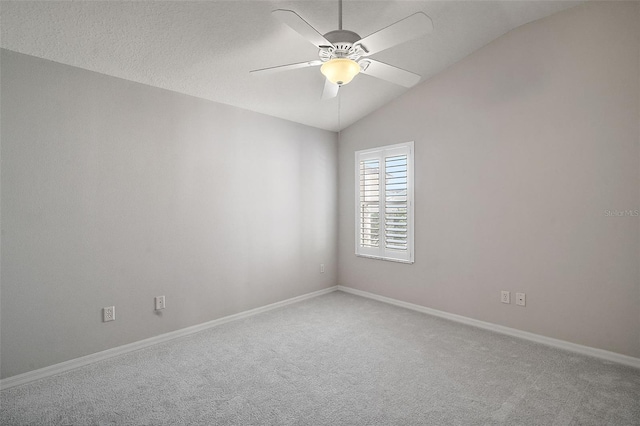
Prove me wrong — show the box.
[338,2,640,357]
[0,49,338,378]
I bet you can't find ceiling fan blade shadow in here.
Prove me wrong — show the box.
[357,12,433,56]
[272,9,333,49]
[321,79,339,100]
[250,60,322,75]
[359,59,421,88]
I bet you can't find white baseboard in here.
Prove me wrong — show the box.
[0,286,339,390]
[337,286,640,370]
[4,284,637,390]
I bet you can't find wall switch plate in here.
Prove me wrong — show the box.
[155,296,166,310]
[320,264,325,273]
[103,306,115,322]
[516,293,526,306]
[501,291,510,304]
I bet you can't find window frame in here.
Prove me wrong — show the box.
[354,141,414,264]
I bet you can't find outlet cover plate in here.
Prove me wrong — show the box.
[155,296,166,310]
[103,306,115,322]
[501,291,510,304]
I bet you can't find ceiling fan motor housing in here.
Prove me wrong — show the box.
[319,29,366,63]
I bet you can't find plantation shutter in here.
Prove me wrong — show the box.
[385,154,408,251]
[355,142,414,263]
[359,159,380,249]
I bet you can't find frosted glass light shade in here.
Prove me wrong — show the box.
[320,58,360,85]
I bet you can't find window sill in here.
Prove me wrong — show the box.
[355,253,414,264]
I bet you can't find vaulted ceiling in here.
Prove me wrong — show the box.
[0,1,581,131]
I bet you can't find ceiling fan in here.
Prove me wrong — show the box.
[250,0,433,100]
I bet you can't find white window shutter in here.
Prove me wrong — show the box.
[384,154,408,252]
[359,158,380,249]
[355,142,414,263]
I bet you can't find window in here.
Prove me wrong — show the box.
[355,142,414,263]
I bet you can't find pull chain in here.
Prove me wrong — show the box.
[338,91,342,138]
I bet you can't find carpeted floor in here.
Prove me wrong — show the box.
[1,291,639,425]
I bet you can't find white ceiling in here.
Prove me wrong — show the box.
[0,1,582,131]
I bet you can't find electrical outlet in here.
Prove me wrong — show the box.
[103,306,115,322]
[320,264,325,273]
[155,295,166,310]
[516,293,526,306]
[501,291,510,304]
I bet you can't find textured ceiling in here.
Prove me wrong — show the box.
[1,1,582,131]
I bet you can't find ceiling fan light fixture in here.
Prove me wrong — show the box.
[321,58,360,86]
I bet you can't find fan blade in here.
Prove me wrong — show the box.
[250,60,322,75]
[272,9,333,49]
[359,59,421,88]
[356,12,433,56]
[321,79,339,100]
